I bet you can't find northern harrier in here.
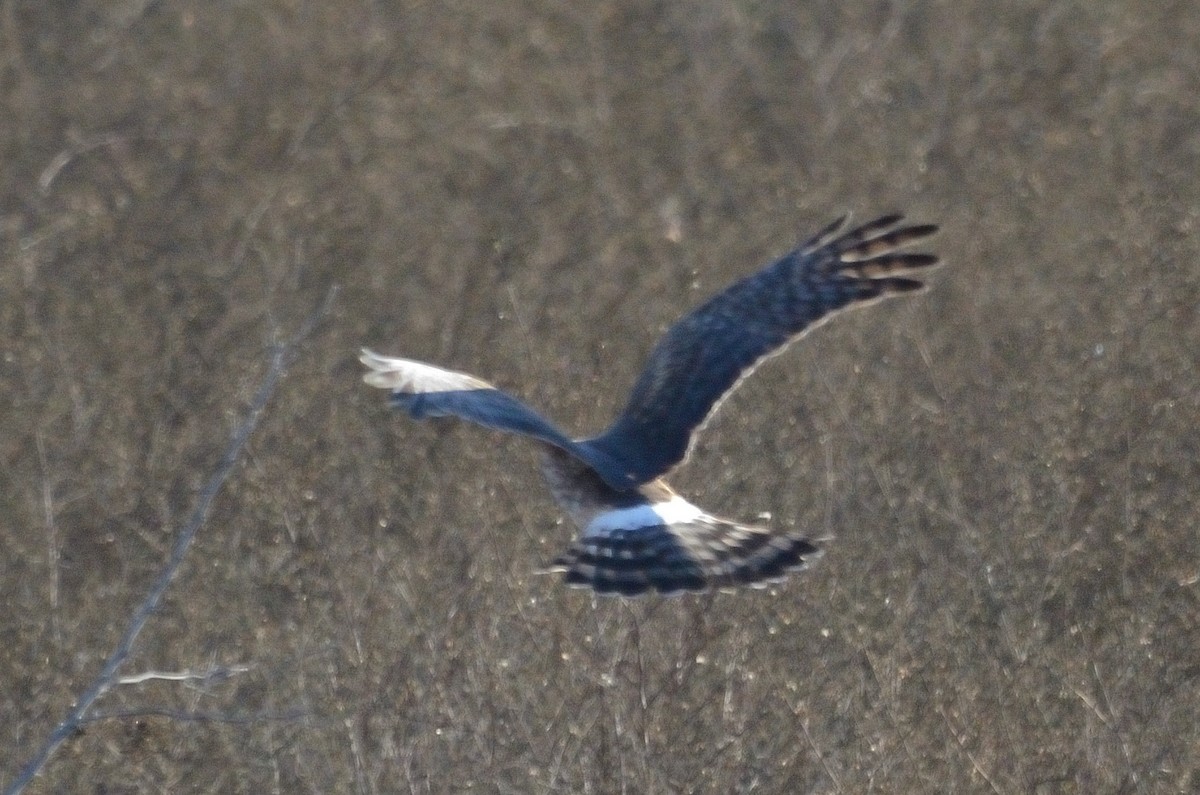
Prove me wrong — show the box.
[363,214,939,596]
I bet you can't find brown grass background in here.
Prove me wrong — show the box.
[2,2,1198,792]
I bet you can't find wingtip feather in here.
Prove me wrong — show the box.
[879,277,927,294]
[360,348,401,388]
[800,214,850,252]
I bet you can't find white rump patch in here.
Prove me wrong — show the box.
[360,349,492,393]
[584,495,706,537]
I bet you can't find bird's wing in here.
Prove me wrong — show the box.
[580,214,939,488]
[360,349,583,452]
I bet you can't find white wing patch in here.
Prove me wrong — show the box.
[583,495,706,537]
[360,349,492,393]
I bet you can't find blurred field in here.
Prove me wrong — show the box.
[2,2,1198,792]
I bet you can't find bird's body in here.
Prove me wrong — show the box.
[534,445,817,595]
[363,214,939,596]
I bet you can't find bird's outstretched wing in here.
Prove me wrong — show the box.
[360,350,580,450]
[360,351,638,484]
[579,214,939,488]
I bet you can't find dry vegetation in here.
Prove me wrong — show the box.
[2,1,1198,793]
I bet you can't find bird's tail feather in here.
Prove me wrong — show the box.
[546,520,819,597]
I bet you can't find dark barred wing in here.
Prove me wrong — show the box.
[580,215,939,489]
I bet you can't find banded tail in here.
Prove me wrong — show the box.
[549,518,819,597]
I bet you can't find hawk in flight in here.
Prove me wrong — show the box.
[363,214,939,596]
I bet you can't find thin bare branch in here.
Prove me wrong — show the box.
[4,287,336,795]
